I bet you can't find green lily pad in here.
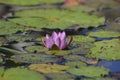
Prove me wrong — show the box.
[25,46,48,53]
[0,67,4,76]
[0,55,3,64]
[12,9,104,28]
[47,50,71,56]
[82,78,117,80]
[46,73,74,80]
[70,47,91,55]
[0,67,46,80]
[0,21,25,35]
[73,35,95,43]
[65,61,86,68]
[10,53,57,63]
[88,30,120,38]
[87,39,120,60]
[0,47,24,55]
[65,55,86,62]
[0,0,64,5]
[25,46,71,56]
[67,66,109,77]
[29,63,69,73]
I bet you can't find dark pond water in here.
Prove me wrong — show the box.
[98,60,120,73]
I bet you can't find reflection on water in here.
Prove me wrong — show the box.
[98,60,120,73]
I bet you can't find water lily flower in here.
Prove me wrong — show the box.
[42,31,72,50]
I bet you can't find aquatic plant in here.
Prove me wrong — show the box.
[42,31,72,50]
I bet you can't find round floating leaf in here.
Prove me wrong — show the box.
[65,61,86,68]
[0,55,3,64]
[10,53,57,63]
[81,78,117,80]
[46,50,71,56]
[0,67,4,76]
[0,0,64,5]
[0,21,25,35]
[1,67,46,80]
[87,39,120,60]
[67,66,109,77]
[73,36,95,43]
[25,46,48,52]
[29,63,69,73]
[12,8,104,28]
[70,47,91,55]
[65,55,86,62]
[88,30,120,38]
[46,73,74,80]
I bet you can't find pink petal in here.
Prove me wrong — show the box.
[45,38,54,49]
[52,32,59,43]
[60,39,67,50]
[54,37,61,48]
[45,34,54,49]
[46,34,50,39]
[60,32,66,40]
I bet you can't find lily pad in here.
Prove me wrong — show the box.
[12,9,104,28]
[29,63,69,73]
[87,39,120,60]
[88,30,120,38]
[46,73,74,80]
[10,53,57,63]
[0,67,46,80]
[73,35,95,43]
[46,50,71,56]
[0,67,4,76]
[0,21,25,35]
[0,0,64,5]
[25,46,48,53]
[0,55,3,64]
[65,61,86,68]
[65,55,86,62]
[82,78,117,80]
[70,47,91,55]
[67,66,109,77]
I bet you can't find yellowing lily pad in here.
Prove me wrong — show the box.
[67,66,109,77]
[0,67,46,80]
[88,30,120,38]
[29,63,69,73]
[87,39,120,60]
